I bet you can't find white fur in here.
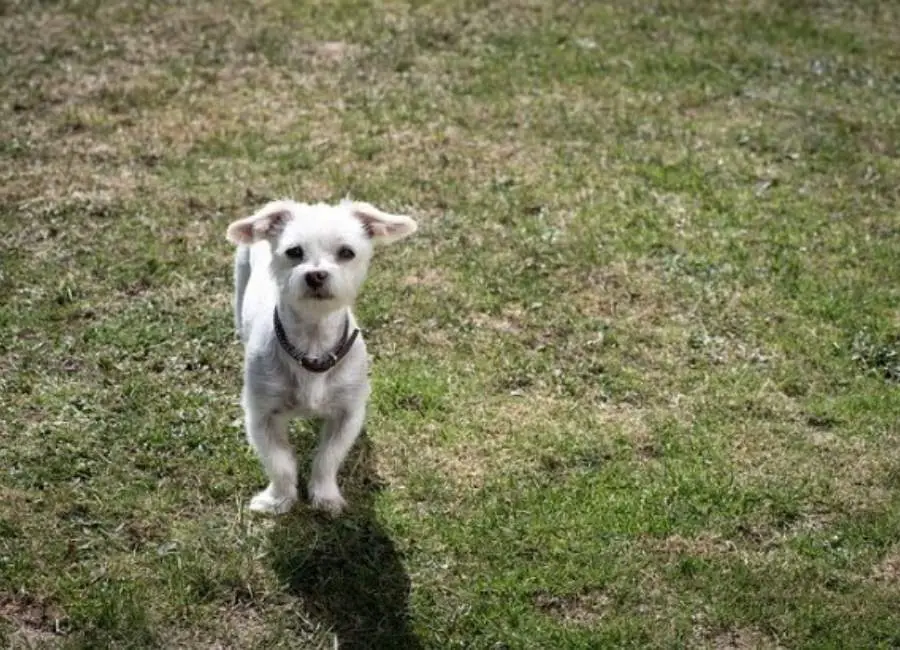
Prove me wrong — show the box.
[227,199,417,515]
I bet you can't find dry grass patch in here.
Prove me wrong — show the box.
[375,394,585,491]
[653,533,739,558]
[0,594,66,648]
[468,310,524,335]
[726,409,896,517]
[411,396,661,490]
[706,627,784,650]
[161,602,323,650]
[1,157,145,206]
[570,261,680,325]
[402,269,451,289]
[0,0,368,205]
[533,588,610,627]
[870,545,900,587]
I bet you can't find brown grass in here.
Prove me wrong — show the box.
[533,588,610,627]
[708,627,783,650]
[0,594,65,648]
[870,545,900,586]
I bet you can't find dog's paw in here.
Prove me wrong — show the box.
[248,485,297,515]
[309,484,347,516]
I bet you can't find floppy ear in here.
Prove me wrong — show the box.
[349,201,418,245]
[226,201,294,245]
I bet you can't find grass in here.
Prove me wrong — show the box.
[2,0,899,647]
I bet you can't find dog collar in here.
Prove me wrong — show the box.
[273,307,360,373]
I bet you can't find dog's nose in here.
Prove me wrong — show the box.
[305,270,329,289]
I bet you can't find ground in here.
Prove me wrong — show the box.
[1,0,899,648]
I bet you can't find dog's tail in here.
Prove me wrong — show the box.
[233,244,251,338]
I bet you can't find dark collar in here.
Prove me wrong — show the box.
[273,307,360,373]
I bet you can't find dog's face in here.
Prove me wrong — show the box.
[227,200,417,315]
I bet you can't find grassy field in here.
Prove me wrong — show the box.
[2,0,899,647]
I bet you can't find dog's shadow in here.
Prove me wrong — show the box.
[269,431,420,649]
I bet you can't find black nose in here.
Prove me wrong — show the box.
[305,270,329,289]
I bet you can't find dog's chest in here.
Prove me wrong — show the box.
[288,370,331,417]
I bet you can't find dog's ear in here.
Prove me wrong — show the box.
[226,201,294,245]
[349,202,417,245]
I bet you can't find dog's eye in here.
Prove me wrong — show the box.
[337,246,355,261]
[284,246,304,261]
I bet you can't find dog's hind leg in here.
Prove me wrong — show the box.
[233,244,251,338]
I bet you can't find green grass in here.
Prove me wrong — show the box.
[2,0,899,647]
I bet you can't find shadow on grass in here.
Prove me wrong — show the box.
[269,431,420,649]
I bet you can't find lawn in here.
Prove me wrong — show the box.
[1,0,899,648]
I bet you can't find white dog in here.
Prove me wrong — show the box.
[226,199,417,515]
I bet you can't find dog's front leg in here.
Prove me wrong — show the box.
[308,405,365,515]
[246,409,298,515]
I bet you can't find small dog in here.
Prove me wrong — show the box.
[226,199,417,515]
